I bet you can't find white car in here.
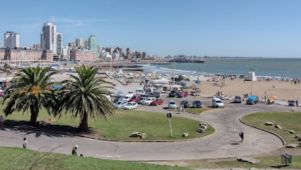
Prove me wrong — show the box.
[212,97,224,108]
[141,97,156,105]
[118,96,131,102]
[135,88,145,95]
[123,102,138,110]
[168,100,177,109]
[114,101,128,109]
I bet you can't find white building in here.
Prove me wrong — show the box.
[41,22,57,54]
[4,31,20,49]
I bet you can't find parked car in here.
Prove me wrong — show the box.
[168,90,177,97]
[212,97,224,108]
[128,95,142,103]
[190,91,200,96]
[246,95,259,105]
[288,100,297,106]
[138,95,148,104]
[192,100,203,108]
[150,99,164,106]
[267,96,277,104]
[114,96,123,103]
[135,88,145,95]
[176,91,189,98]
[180,100,190,108]
[232,96,242,103]
[168,100,177,109]
[123,102,138,110]
[119,96,131,102]
[146,91,161,98]
[141,97,156,105]
[114,101,128,109]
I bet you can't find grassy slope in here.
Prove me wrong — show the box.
[1,103,214,140]
[185,156,301,169]
[242,112,301,144]
[0,147,187,170]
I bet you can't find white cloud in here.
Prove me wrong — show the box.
[49,17,109,28]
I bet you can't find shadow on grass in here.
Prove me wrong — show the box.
[1,120,94,138]
[271,164,289,168]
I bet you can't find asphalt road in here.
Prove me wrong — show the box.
[0,102,295,161]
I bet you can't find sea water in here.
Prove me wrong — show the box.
[145,57,301,78]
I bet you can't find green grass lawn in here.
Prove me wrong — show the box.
[241,112,301,144]
[1,104,214,141]
[185,107,210,114]
[0,147,187,170]
[183,156,301,169]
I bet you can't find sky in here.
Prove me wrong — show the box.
[1,0,301,57]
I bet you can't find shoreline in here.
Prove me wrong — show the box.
[143,64,301,81]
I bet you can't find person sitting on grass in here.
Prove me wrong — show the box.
[23,137,28,149]
[72,144,79,156]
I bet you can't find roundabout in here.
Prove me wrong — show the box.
[0,103,293,161]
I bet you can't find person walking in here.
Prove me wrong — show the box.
[72,144,79,156]
[23,137,28,149]
[239,132,244,143]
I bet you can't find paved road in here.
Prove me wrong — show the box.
[0,103,294,161]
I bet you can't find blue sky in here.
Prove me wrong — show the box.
[1,0,301,57]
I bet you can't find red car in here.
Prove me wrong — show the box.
[150,99,164,106]
[128,95,142,103]
[177,91,189,98]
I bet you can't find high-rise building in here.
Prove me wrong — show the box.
[41,22,57,54]
[75,38,84,49]
[4,31,20,49]
[56,32,63,56]
[88,35,97,52]
[84,40,89,49]
[62,46,71,61]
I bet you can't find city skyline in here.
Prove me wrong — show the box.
[1,0,301,57]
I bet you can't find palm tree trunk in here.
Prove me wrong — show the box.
[30,105,39,126]
[79,112,89,131]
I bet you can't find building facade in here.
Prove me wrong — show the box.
[4,31,20,49]
[75,38,84,49]
[0,48,53,64]
[88,35,97,52]
[56,32,63,56]
[41,22,57,54]
[70,49,97,63]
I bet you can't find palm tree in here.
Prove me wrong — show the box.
[3,66,57,126]
[57,65,114,131]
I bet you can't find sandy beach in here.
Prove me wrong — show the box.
[200,79,301,101]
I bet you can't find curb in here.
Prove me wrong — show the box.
[239,118,286,146]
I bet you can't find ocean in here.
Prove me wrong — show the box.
[144,57,301,78]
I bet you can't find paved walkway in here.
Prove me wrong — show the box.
[0,104,292,161]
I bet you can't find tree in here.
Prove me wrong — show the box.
[56,65,114,131]
[3,67,57,126]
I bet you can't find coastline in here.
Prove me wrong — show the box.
[143,63,301,80]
